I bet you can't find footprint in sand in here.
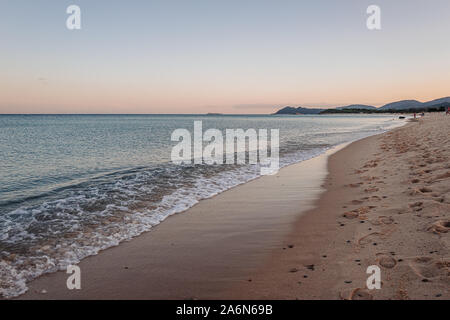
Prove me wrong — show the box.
[432,197,446,204]
[409,201,423,208]
[343,207,371,220]
[374,216,395,225]
[376,253,397,269]
[420,187,433,193]
[363,161,379,169]
[357,232,381,246]
[427,220,450,234]
[409,187,433,196]
[435,171,450,180]
[408,257,450,280]
[364,186,379,193]
[343,211,359,219]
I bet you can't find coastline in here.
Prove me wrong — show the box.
[231,114,449,299]
[18,115,449,300]
[228,127,395,299]
[18,141,338,299]
[1,115,402,299]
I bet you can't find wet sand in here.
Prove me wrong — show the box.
[19,143,338,299]
[19,114,449,300]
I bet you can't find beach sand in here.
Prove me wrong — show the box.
[232,113,450,300]
[19,114,449,300]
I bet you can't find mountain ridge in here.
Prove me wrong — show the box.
[274,97,450,114]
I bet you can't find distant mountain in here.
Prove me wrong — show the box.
[379,100,423,110]
[423,97,450,107]
[274,106,298,114]
[336,104,377,110]
[296,107,324,114]
[273,96,450,114]
[274,106,324,115]
[379,98,450,110]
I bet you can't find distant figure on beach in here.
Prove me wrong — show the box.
[447,107,450,115]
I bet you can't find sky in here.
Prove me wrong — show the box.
[1,0,449,114]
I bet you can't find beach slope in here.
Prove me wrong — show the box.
[233,114,449,300]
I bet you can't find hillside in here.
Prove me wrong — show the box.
[378,100,423,110]
[273,96,450,114]
[336,104,377,110]
[274,106,324,115]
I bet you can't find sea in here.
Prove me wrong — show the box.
[0,114,404,297]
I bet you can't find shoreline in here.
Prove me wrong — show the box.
[227,129,396,299]
[231,114,449,299]
[18,140,340,299]
[17,116,449,300]
[1,116,403,299]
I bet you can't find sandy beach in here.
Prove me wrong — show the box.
[18,114,449,300]
[232,113,450,300]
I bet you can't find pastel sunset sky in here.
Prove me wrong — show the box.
[1,0,449,114]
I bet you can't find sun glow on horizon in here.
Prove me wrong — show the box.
[1,0,450,114]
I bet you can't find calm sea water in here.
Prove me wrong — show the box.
[0,114,403,297]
